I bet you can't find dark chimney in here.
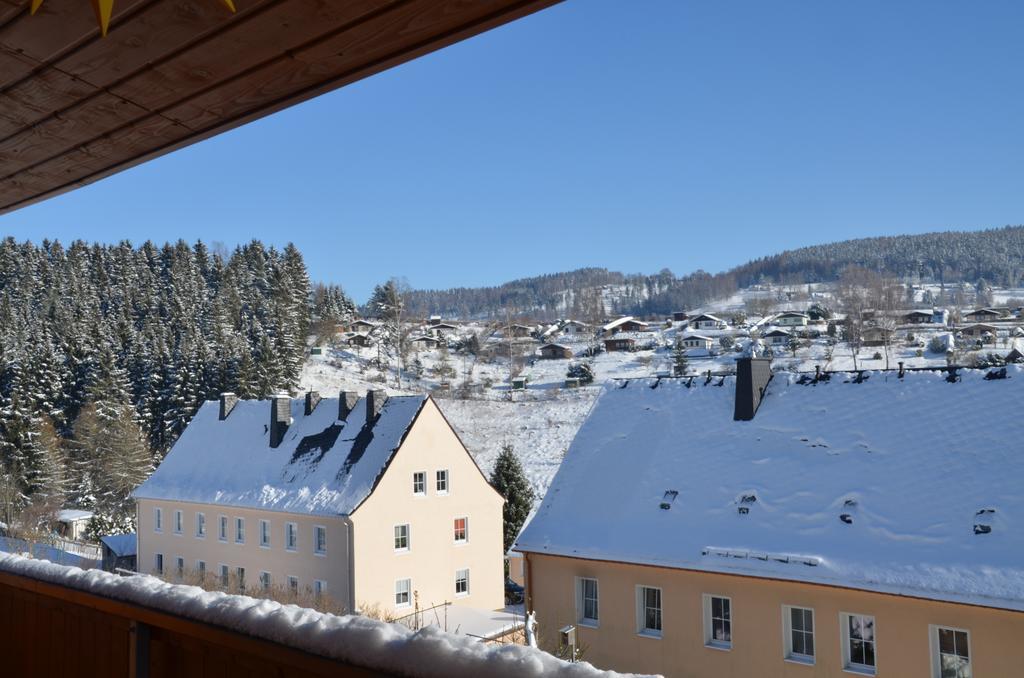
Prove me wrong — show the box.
[304,390,321,416]
[366,389,388,425]
[269,394,291,448]
[734,357,772,421]
[339,391,359,421]
[219,392,238,420]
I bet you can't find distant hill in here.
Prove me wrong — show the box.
[404,225,1024,318]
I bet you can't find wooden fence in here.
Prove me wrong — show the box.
[0,568,389,677]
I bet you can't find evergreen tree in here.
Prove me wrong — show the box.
[567,361,595,385]
[672,337,688,376]
[489,443,535,554]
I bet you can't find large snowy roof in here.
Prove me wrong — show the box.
[517,367,1024,611]
[602,316,648,332]
[134,395,427,516]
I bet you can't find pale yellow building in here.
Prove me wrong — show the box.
[134,390,505,616]
[517,360,1024,677]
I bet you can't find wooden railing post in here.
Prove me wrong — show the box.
[129,620,150,678]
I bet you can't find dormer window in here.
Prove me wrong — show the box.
[413,471,426,496]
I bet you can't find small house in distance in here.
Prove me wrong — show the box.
[681,334,713,351]
[690,313,727,330]
[409,335,439,351]
[561,320,591,335]
[349,319,378,333]
[56,509,93,540]
[966,308,1006,323]
[762,328,791,347]
[773,311,809,327]
[100,533,137,572]
[902,309,934,324]
[506,324,535,338]
[602,317,649,335]
[961,323,998,343]
[672,311,689,322]
[604,337,636,352]
[430,322,459,339]
[133,390,505,616]
[539,343,573,360]
[861,326,894,346]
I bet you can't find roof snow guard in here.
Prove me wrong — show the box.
[517,366,1024,611]
[134,392,427,516]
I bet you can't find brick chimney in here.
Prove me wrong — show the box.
[219,392,238,420]
[304,390,321,416]
[339,391,359,421]
[270,394,291,448]
[366,389,388,425]
[734,357,772,421]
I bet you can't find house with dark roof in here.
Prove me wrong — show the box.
[966,308,1006,323]
[961,323,998,343]
[690,313,728,330]
[134,390,504,616]
[762,328,791,346]
[516,360,1024,676]
[902,309,934,324]
[602,317,649,334]
[539,343,574,360]
[773,311,809,327]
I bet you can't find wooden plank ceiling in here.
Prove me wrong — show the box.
[0,0,560,214]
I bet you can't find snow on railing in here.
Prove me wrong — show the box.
[0,552,648,678]
[702,547,821,567]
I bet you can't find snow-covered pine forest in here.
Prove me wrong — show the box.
[0,238,314,535]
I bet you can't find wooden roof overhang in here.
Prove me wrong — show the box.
[0,0,561,214]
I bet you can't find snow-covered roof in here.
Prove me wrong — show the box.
[602,316,648,332]
[691,313,725,322]
[775,311,809,318]
[100,533,137,557]
[541,343,572,351]
[134,395,427,516]
[517,367,1024,611]
[682,334,713,342]
[763,329,791,337]
[57,509,94,522]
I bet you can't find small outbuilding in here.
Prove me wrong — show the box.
[55,509,93,541]
[100,533,137,573]
[604,337,636,352]
[690,313,728,330]
[539,343,573,360]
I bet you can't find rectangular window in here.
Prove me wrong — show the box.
[175,557,185,579]
[260,571,272,591]
[287,576,299,595]
[260,519,270,548]
[413,471,426,495]
[576,577,599,626]
[219,515,228,541]
[394,524,410,551]
[395,578,412,607]
[784,606,814,663]
[286,522,298,551]
[196,512,206,538]
[314,525,326,555]
[154,507,163,532]
[314,580,326,600]
[703,594,732,649]
[219,564,229,588]
[197,560,206,580]
[455,569,469,597]
[436,469,449,494]
[236,567,246,592]
[933,626,969,678]
[235,517,245,543]
[636,586,662,637]
[453,517,468,544]
[174,510,183,534]
[154,553,164,575]
[843,613,877,674]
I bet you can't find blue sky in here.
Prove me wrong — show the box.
[3,0,1023,301]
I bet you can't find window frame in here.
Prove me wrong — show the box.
[259,519,271,548]
[313,525,327,555]
[235,566,246,592]
[702,594,733,650]
[154,507,163,532]
[841,612,878,675]
[196,560,206,580]
[154,553,164,576]
[395,578,412,608]
[195,512,206,538]
[455,568,470,597]
[782,605,815,665]
[394,523,410,552]
[219,564,230,588]
[575,577,599,628]
[260,571,272,591]
[174,556,185,579]
[412,471,426,496]
[235,517,245,544]
[285,522,298,551]
[314,579,327,600]
[930,625,970,678]
[218,515,228,542]
[436,469,449,495]
[286,576,299,596]
[635,585,663,638]
[173,510,183,534]
[453,516,468,544]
